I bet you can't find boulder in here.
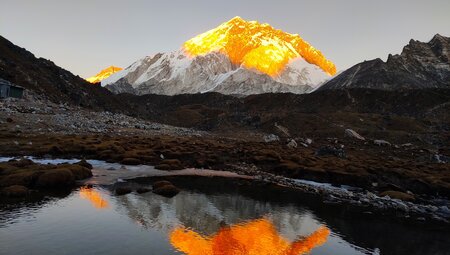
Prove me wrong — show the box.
[152,180,180,198]
[35,169,75,188]
[345,129,365,141]
[76,159,93,169]
[153,180,174,190]
[8,158,35,167]
[121,158,142,165]
[1,185,29,198]
[153,185,180,198]
[64,165,93,180]
[136,187,151,194]
[115,186,132,195]
[155,159,183,170]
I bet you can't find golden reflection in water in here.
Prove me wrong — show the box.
[170,218,330,255]
[79,187,109,209]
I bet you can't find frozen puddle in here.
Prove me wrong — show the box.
[0,156,253,185]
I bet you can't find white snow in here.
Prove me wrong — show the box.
[102,56,148,86]
[103,50,333,95]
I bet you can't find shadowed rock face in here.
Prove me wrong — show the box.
[0,36,127,111]
[319,34,450,90]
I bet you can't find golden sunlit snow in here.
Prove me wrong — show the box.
[183,17,336,77]
[86,66,123,83]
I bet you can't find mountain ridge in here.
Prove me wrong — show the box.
[319,34,450,90]
[0,35,127,111]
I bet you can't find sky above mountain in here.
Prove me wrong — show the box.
[1,0,449,78]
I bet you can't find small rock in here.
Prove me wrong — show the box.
[6,117,13,123]
[374,140,391,146]
[345,129,365,141]
[286,139,297,149]
[263,134,280,143]
[115,187,132,196]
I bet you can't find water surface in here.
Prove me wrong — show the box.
[1,178,449,255]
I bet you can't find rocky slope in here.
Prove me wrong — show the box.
[103,50,326,95]
[319,34,450,90]
[0,35,127,111]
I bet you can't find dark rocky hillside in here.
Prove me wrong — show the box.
[0,35,127,112]
[319,34,450,90]
[118,89,450,145]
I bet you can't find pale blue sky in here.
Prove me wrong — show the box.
[1,0,449,78]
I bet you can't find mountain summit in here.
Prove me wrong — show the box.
[183,16,336,77]
[87,66,123,84]
[103,17,335,95]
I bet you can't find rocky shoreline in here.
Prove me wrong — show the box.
[1,97,449,224]
[1,155,449,224]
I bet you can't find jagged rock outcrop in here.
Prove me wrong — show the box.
[319,34,450,90]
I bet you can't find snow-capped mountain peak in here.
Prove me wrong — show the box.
[102,17,335,96]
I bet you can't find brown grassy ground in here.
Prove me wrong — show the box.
[1,130,449,198]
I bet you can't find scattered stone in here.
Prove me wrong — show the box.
[286,139,297,149]
[274,122,290,137]
[263,134,280,143]
[374,140,391,146]
[345,129,365,141]
[6,117,13,123]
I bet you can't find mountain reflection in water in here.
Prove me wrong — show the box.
[170,218,330,255]
[79,187,109,209]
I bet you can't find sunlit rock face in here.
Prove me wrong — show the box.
[86,66,123,84]
[170,218,330,255]
[184,16,336,77]
[103,17,335,96]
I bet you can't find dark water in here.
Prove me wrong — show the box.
[1,178,449,255]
